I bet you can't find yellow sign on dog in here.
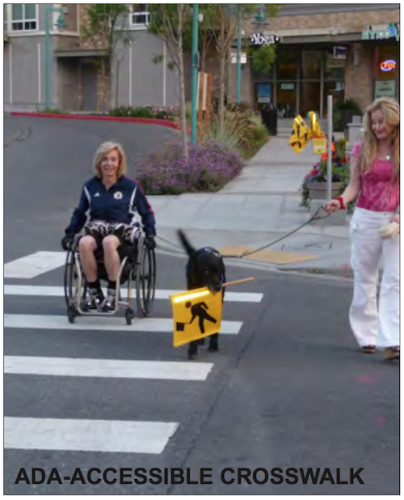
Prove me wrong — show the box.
[170,287,223,348]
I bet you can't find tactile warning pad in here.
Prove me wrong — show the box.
[218,246,318,265]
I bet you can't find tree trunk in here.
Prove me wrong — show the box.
[218,51,226,134]
[178,39,188,157]
[101,58,106,114]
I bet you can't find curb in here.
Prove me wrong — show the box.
[10,112,182,131]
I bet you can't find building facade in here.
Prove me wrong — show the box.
[228,4,400,118]
[4,4,179,111]
[4,4,400,116]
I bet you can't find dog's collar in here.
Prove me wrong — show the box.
[198,247,221,258]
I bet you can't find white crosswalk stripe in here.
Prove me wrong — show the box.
[4,251,66,278]
[4,284,263,303]
[5,314,243,334]
[4,250,264,456]
[4,356,214,381]
[5,417,179,454]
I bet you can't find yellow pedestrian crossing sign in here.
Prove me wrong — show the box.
[290,111,327,154]
[289,115,311,153]
[170,287,223,348]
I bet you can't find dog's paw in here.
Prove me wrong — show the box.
[187,343,198,360]
[208,335,219,352]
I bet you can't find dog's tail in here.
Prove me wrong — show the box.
[177,229,196,257]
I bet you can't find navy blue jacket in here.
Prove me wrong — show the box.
[65,176,156,236]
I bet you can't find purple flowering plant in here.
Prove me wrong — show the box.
[136,140,244,195]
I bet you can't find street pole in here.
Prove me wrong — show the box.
[327,94,333,201]
[236,7,242,104]
[191,4,199,144]
[45,4,50,108]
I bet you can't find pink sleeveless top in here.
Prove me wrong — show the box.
[351,141,400,213]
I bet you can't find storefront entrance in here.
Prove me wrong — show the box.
[252,46,345,118]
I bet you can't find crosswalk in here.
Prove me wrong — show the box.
[4,250,263,457]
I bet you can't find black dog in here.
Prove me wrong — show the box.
[177,229,226,360]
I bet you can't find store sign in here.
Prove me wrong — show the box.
[380,59,397,72]
[375,81,396,98]
[362,23,399,41]
[250,33,281,46]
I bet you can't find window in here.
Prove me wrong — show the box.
[300,50,322,79]
[374,45,399,80]
[324,51,345,81]
[276,49,299,80]
[11,4,37,31]
[130,4,150,27]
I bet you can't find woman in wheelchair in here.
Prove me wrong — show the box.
[61,141,156,312]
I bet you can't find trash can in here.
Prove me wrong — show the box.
[269,104,278,136]
[261,103,277,136]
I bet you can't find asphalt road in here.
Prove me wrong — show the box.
[4,116,399,495]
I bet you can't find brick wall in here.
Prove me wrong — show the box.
[345,43,374,112]
[243,8,400,34]
[62,3,78,32]
[78,4,106,50]
[228,61,254,106]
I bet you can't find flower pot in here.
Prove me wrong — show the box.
[307,181,343,200]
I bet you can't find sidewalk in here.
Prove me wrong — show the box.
[152,135,356,278]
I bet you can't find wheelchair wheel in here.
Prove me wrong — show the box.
[136,242,156,318]
[64,247,78,309]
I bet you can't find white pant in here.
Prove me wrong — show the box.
[349,207,400,348]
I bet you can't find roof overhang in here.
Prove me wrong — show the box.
[55,48,107,58]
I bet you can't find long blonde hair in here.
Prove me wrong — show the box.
[93,141,127,178]
[359,97,400,183]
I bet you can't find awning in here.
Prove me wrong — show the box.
[55,48,107,58]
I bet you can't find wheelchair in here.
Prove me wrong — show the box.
[63,232,156,325]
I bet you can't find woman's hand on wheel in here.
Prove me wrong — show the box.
[145,235,156,250]
[61,233,74,251]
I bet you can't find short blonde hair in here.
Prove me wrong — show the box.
[93,141,127,178]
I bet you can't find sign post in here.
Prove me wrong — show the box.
[327,95,333,201]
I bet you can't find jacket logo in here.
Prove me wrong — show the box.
[94,192,100,197]
[114,191,123,200]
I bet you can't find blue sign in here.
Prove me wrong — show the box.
[257,83,271,103]
[362,23,399,41]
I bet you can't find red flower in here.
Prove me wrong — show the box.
[311,169,318,175]
[342,157,348,163]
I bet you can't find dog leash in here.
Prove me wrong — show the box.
[222,206,330,259]
[156,206,331,260]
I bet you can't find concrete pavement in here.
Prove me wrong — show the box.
[153,135,355,278]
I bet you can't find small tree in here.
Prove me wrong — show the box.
[248,44,277,74]
[81,4,130,111]
[148,4,191,158]
[206,4,280,132]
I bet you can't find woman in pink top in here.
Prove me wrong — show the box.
[325,97,400,361]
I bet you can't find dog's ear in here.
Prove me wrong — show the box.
[177,229,196,257]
